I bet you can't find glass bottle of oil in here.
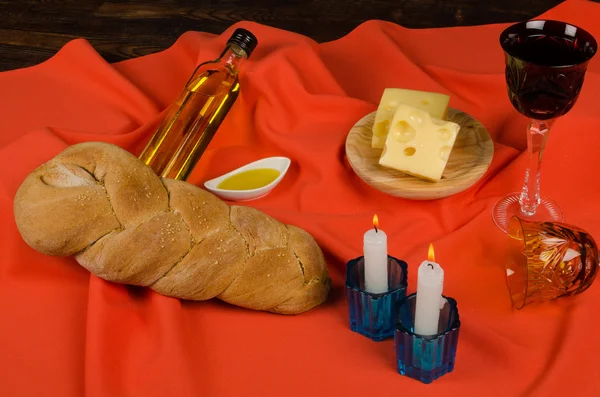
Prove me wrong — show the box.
[139,28,258,180]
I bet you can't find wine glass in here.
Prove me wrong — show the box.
[492,20,597,233]
[506,216,598,309]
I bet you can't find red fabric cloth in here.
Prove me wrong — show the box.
[1,0,599,395]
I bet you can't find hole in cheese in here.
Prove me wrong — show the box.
[374,120,390,137]
[438,128,453,141]
[393,121,416,142]
[408,112,424,124]
[440,146,452,161]
[404,147,416,156]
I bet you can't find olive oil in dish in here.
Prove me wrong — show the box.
[217,168,280,190]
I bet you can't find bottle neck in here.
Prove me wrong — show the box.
[218,44,248,71]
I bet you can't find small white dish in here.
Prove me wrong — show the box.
[203,157,291,201]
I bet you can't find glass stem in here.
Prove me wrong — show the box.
[519,119,552,216]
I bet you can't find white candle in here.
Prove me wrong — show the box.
[414,243,445,336]
[363,214,388,294]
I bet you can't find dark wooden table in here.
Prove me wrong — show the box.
[0,0,578,71]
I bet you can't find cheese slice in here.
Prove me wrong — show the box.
[372,89,450,149]
[378,103,460,182]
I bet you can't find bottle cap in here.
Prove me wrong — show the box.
[227,28,258,57]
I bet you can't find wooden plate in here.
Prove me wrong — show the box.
[345,109,494,200]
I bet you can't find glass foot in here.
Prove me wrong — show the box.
[492,193,563,233]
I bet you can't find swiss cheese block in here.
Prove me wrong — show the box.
[371,89,450,149]
[378,103,460,182]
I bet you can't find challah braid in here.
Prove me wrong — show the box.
[13,142,330,314]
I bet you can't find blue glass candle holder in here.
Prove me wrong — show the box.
[394,293,461,384]
[346,255,408,341]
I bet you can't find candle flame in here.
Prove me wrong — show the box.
[428,243,435,262]
[373,214,379,231]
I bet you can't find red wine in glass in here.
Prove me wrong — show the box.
[492,20,597,232]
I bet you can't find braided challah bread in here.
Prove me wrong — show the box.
[13,142,331,314]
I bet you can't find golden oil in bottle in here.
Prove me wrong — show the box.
[139,29,258,180]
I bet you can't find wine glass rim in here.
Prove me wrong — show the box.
[500,19,597,67]
[506,216,528,309]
